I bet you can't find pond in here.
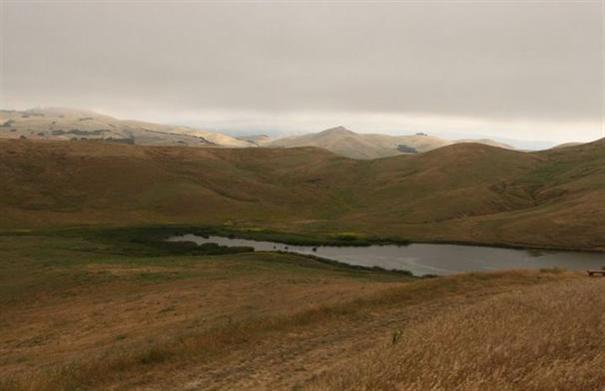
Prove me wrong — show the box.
[168,234,605,276]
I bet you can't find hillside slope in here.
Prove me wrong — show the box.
[308,273,605,391]
[1,138,604,250]
[2,231,590,390]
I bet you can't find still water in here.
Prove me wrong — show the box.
[169,234,605,276]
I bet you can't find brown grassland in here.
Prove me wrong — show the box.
[308,277,605,391]
[2,231,602,390]
[1,138,605,250]
[1,139,605,390]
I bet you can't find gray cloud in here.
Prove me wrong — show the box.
[1,1,603,142]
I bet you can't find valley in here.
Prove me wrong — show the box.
[1,137,604,251]
[2,2,602,389]
[2,136,604,390]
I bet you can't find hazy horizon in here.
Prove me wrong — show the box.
[1,1,604,145]
[0,103,594,150]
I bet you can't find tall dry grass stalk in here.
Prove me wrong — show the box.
[308,279,605,390]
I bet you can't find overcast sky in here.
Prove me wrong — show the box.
[1,1,603,145]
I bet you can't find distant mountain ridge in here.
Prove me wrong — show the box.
[0,108,255,148]
[267,126,513,159]
[0,108,517,158]
[236,134,271,146]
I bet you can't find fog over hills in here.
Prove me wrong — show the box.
[1,108,517,159]
[4,2,601,145]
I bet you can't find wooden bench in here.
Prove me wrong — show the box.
[587,270,605,277]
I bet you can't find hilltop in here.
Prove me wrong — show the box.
[236,134,272,146]
[267,126,512,159]
[550,141,584,150]
[0,109,518,159]
[1,137,604,250]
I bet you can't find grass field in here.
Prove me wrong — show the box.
[2,139,605,390]
[309,276,605,391]
[0,229,410,389]
[1,229,599,390]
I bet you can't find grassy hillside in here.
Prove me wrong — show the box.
[1,138,604,250]
[0,230,410,390]
[2,140,604,389]
[308,272,605,391]
[0,140,355,229]
[0,229,590,390]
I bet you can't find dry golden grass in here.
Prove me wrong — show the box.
[0,238,582,391]
[2,138,605,250]
[308,276,605,391]
[0,225,605,390]
[0,233,407,390]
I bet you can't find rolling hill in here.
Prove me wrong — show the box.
[0,109,516,159]
[267,126,513,159]
[550,141,584,150]
[236,134,272,146]
[2,137,605,389]
[0,108,254,148]
[1,137,604,250]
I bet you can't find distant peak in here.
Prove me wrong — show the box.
[320,126,355,135]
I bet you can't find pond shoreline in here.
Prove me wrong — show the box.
[158,225,605,254]
[170,233,605,276]
[2,224,604,254]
